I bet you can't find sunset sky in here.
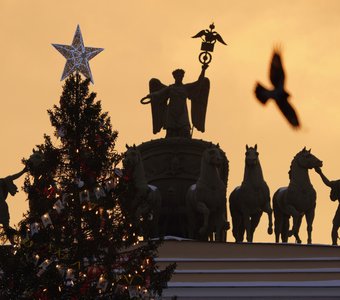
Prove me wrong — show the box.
[1,0,340,244]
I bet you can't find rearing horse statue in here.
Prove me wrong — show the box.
[186,145,228,241]
[273,147,322,244]
[229,144,273,242]
[122,145,162,238]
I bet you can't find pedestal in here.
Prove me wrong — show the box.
[137,138,229,237]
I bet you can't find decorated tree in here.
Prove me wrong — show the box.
[0,26,174,299]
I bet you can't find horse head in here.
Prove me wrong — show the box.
[202,146,223,168]
[245,144,259,167]
[295,147,323,170]
[123,145,141,172]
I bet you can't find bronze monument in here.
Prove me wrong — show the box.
[132,24,228,239]
[273,147,322,244]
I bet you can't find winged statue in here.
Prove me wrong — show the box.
[141,65,210,138]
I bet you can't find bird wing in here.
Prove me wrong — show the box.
[192,30,208,39]
[276,99,300,128]
[270,50,285,89]
[215,33,227,45]
[255,82,272,104]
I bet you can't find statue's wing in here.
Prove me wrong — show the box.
[149,78,168,134]
[187,77,210,132]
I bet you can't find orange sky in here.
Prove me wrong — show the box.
[1,0,340,244]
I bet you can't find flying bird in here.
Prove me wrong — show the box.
[255,49,300,128]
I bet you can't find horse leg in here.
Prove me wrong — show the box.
[305,207,315,244]
[273,198,282,243]
[231,210,242,242]
[249,212,262,242]
[263,202,273,235]
[215,212,227,242]
[187,212,195,239]
[186,191,195,239]
[196,201,209,240]
[281,215,290,242]
[286,204,302,243]
[274,211,282,243]
[289,215,302,244]
[150,191,161,238]
[243,213,252,242]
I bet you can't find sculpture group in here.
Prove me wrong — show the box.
[121,144,338,245]
[130,25,337,245]
[2,24,340,247]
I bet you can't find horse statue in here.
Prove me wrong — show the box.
[229,144,273,242]
[122,145,162,238]
[273,147,322,244]
[186,145,228,241]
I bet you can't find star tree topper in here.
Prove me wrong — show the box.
[52,25,103,83]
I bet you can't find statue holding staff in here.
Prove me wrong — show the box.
[140,64,210,138]
[140,23,226,138]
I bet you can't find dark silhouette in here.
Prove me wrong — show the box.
[186,145,228,241]
[0,167,26,243]
[314,167,340,245]
[273,147,322,244]
[229,144,273,243]
[122,145,161,238]
[255,48,300,128]
[192,23,227,46]
[140,65,210,138]
[192,23,227,65]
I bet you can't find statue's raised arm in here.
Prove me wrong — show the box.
[140,23,226,138]
[187,64,210,133]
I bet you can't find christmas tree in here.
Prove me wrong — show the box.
[0,73,175,299]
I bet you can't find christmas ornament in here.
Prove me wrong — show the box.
[52,25,104,83]
[79,190,90,203]
[114,168,123,178]
[94,186,106,200]
[96,274,108,291]
[87,264,103,279]
[128,286,139,298]
[57,127,66,138]
[104,178,117,192]
[41,213,52,227]
[30,222,40,236]
[75,178,85,188]
[53,199,65,213]
[37,259,52,277]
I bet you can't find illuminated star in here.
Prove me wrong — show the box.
[52,25,103,83]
